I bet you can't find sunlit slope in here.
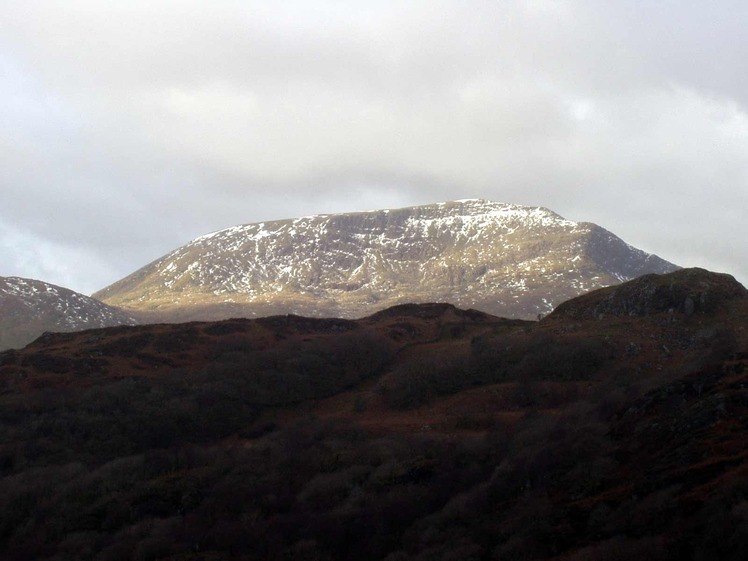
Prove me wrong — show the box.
[95,199,677,321]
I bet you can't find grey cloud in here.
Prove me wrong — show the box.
[1,1,747,292]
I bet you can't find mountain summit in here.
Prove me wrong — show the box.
[95,199,678,321]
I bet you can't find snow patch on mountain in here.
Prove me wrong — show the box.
[95,199,678,321]
[1,276,138,350]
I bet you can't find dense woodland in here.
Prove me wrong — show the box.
[0,269,747,560]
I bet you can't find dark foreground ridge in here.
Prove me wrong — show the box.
[551,267,747,319]
[0,268,747,560]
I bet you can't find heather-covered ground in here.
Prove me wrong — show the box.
[0,269,746,560]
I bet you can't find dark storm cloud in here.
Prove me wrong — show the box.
[1,0,747,294]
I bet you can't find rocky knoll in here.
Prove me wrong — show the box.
[550,267,747,319]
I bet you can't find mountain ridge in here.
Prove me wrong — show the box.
[95,199,678,321]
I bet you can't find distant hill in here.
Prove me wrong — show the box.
[0,276,137,350]
[1,268,746,560]
[95,199,678,321]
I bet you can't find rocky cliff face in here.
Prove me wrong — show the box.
[95,199,678,321]
[0,276,137,350]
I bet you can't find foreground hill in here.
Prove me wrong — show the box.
[1,268,746,560]
[0,276,137,351]
[95,199,677,322]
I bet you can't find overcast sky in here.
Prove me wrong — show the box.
[2,0,747,295]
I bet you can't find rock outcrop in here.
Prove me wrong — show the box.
[550,268,747,320]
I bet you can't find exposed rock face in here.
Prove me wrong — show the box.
[550,268,748,320]
[95,199,678,321]
[0,276,138,350]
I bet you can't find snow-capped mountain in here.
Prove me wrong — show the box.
[0,276,138,350]
[94,199,678,321]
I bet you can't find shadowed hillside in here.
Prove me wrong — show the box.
[1,269,746,560]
